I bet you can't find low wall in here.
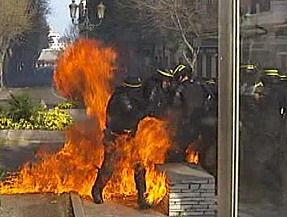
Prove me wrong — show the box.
[0,109,91,143]
[158,163,216,217]
[0,130,65,143]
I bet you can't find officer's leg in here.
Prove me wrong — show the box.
[134,163,151,209]
[92,130,117,204]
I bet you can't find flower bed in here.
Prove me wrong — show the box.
[0,108,73,130]
[0,94,74,131]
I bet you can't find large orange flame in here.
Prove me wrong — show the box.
[0,39,171,205]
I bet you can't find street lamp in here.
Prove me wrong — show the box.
[68,0,106,32]
[69,0,78,24]
[97,2,106,20]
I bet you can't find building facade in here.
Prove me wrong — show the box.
[241,0,287,72]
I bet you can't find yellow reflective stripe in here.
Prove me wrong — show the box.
[265,72,279,76]
[264,69,279,73]
[173,64,186,73]
[255,81,263,87]
[157,69,174,77]
[207,80,216,84]
[240,64,256,70]
[122,82,142,88]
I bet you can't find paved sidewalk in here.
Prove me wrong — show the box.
[0,193,71,217]
[78,197,166,217]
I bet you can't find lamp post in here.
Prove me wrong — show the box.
[68,0,106,35]
[69,0,78,24]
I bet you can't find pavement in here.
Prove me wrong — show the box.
[0,193,72,217]
[239,201,287,217]
[0,193,166,217]
[76,196,166,217]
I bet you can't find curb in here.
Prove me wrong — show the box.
[0,130,65,143]
[70,193,86,217]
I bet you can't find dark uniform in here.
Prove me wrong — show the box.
[277,73,287,204]
[168,65,207,162]
[199,79,218,177]
[167,66,218,175]
[142,67,180,118]
[172,78,205,150]
[239,65,261,183]
[245,69,284,202]
[91,76,150,208]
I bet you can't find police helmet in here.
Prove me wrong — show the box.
[173,64,187,74]
[206,78,216,85]
[240,64,258,75]
[240,64,257,70]
[122,76,142,88]
[263,69,280,76]
[156,68,175,78]
[261,68,280,84]
[280,74,287,81]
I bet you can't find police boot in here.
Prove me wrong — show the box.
[91,169,105,204]
[91,153,114,204]
[134,163,152,209]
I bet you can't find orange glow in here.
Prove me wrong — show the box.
[53,38,116,130]
[0,39,171,205]
[186,145,200,164]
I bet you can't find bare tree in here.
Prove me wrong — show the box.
[0,0,49,89]
[117,0,217,72]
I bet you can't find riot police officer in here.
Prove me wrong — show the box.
[240,64,260,96]
[169,68,206,162]
[246,68,284,202]
[142,66,181,118]
[91,75,150,208]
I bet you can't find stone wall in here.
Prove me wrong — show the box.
[158,163,216,217]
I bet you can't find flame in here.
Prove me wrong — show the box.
[104,117,171,204]
[186,145,200,164]
[53,38,116,129]
[0,39,171,205]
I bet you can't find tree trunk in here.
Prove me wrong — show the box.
[173,12,200,74]
[0,37,9,90]
[0,51,5,89]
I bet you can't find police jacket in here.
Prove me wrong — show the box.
[143,76,173,118]
[259,83,286,114]
[106,86,146,134]
[173,79,205,114]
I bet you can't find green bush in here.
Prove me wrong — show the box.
[0,95,73,130]
[6,94,44,121]
[0,108,73,130]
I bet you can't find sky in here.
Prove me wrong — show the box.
[47,0,72,35]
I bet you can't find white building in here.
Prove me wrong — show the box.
[47,31,65,50]
[36,31,65,68]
